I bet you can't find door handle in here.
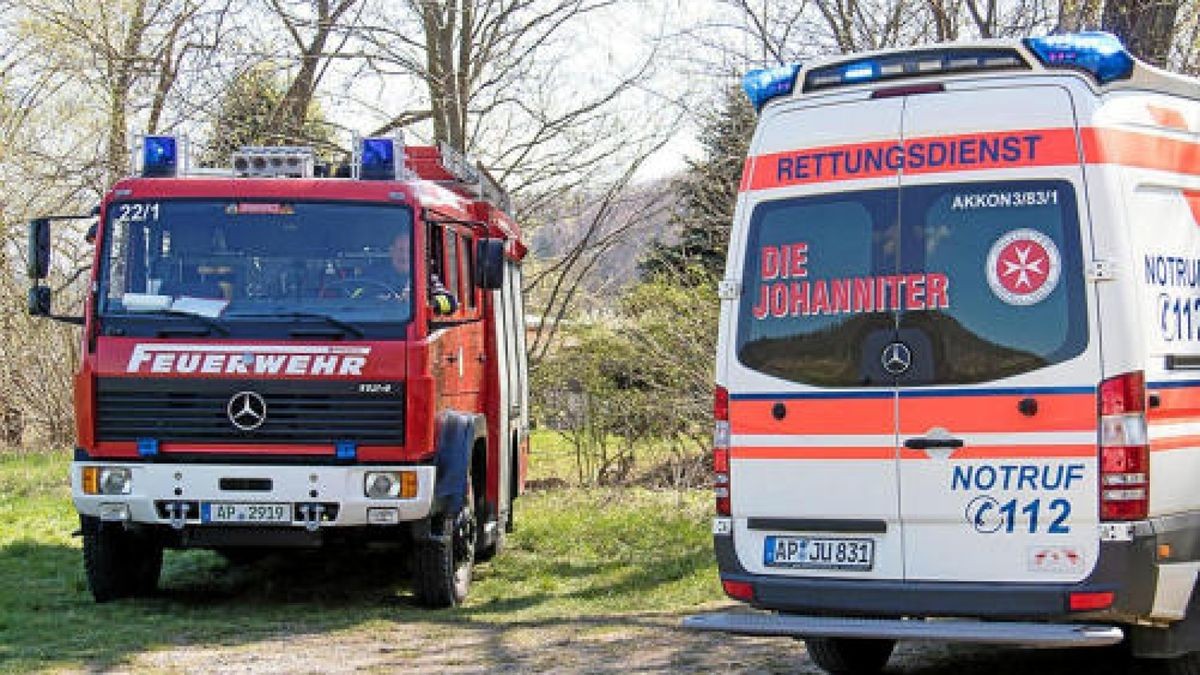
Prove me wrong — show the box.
[904,437,964,450]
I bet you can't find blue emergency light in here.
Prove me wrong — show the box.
[1024,32,1134,85]
[359,137,397,180]
[842,62,878,83]
[136,438,159,457]
[141,135,178,177]
[742,64,801,112]
[335,440,357,461]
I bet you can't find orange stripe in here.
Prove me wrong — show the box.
[1081,128,1200,176]
[1186,191,1200,227]
[900,393,1095,434]
[730,398,893,435]
[1147,105,1190,132]
[1149,384,1200,423]
[1151,435,1200,452]
[949,444,1096,459]
[733,446,896,460]
[733,444,1096,460]
[741,128,1078,192]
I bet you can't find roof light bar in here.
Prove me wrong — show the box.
[356,136,404,181]
[1024,32,1134,85]
[804,48,1026,92]
[743,64,801,112]
[232,146,315,178]
[134,135,182,178]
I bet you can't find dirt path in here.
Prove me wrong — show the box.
[123,609,1135,674]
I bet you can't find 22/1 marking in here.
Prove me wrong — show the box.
[115,202,160,224]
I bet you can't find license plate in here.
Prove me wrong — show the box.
[763,535,875,570]
[201,502,291,524]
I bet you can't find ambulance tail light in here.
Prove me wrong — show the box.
[1068,590,1114,612]
[1098,371,1149,521]
[714,385,731,517]
[722,578,754,602]
[1025,32,1134,85]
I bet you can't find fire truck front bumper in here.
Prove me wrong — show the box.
[71,461,437,530]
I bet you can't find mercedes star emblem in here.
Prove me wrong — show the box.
[881,341,913,375]
[227,391,268,431]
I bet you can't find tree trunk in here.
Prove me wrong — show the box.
[1102,0,1181,67]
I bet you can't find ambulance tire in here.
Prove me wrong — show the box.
[805,637,895,675]
[81,516,163,603]
[412,480,475,608]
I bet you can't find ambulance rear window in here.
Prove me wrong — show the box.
[736,180,1087,386]
[736,189,899,387]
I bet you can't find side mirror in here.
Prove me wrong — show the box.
[27,219,50,280]
[28,286,50,316]
[476,238,505,290]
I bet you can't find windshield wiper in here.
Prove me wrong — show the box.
[225,311,365,338]
[133,308,230,336]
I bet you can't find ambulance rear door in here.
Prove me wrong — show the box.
[728,95,906,581]
[895,83,1101,583]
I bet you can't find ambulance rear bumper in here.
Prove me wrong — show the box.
[712,520,1161,621]
[682,612,1124,648]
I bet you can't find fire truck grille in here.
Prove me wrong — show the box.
[95,378,405,444]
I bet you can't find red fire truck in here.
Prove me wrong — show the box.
[26,135,530,607]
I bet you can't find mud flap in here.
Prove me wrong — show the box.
[432,412,485,519]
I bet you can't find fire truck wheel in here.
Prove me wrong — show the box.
[475,513,505,562]
[81,516,163,603]
[412,480,476,607]
[805,637,894,675]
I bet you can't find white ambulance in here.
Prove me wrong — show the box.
[684,32,1200,674]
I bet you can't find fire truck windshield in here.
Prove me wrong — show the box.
[98,200,413,336]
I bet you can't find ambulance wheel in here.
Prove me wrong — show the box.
[81,516,163,603]
[805,637,895,675]
[412,481,475,607]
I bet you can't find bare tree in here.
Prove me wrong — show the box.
[1103,0,1182,67]
[261,0,362,141]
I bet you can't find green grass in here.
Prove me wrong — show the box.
[0,451,721,672]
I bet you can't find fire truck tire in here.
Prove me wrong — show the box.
[804,637,895,675]
[413,480,476,607]
[475,516,505,562]
[81,516,163,603]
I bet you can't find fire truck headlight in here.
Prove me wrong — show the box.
[83,467,132,495]
[364,471,418,499]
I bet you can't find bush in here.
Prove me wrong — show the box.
[532,276,717,487]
